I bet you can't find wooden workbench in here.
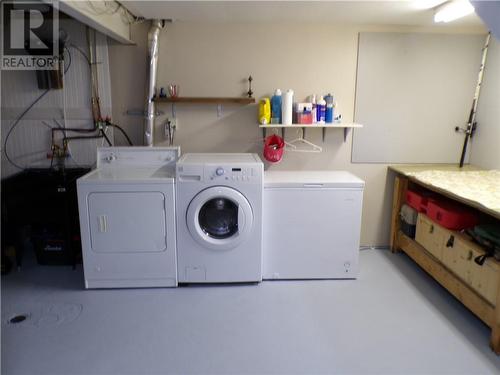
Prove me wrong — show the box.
[388,164,500,354]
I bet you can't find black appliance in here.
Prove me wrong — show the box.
[1,167,90,268]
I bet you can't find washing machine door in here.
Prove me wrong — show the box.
[187,186,253,250]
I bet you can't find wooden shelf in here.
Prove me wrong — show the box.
[154,97,255,104]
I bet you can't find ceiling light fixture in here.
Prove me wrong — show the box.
[434,0,474,23]
[413,0,447,10]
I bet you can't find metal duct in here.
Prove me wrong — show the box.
[144,20,165,146]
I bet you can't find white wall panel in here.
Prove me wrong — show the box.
[352,32,484,163]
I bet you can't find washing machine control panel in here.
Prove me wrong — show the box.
[206,165,257,183]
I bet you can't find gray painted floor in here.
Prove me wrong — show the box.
[2,249,499,375]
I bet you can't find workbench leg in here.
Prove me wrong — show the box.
[390,175,408,253]
[490,285,500,354]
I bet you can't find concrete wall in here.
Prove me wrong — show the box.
[109,22,486,246]
[470,37,500,169]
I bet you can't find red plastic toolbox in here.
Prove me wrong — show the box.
[406,190,433,213]
[427,200,478,230]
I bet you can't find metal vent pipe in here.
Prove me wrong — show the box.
[144,19,165,146]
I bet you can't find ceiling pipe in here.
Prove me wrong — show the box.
[144,19,166,146]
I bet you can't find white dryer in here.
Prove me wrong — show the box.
[175,153,263,283]
[77,147,180,288]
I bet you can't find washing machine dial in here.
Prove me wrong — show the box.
[216,167,225,176]
[105,153,117,163]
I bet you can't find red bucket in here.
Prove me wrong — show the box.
[263,134,285,163]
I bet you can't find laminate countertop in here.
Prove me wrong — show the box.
[388,164,500,220]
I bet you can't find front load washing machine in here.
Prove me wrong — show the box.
[176,153,263,283]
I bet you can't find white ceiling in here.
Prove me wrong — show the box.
[122,1,485,29]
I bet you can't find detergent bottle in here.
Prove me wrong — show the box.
[317,96,326,123]
[310,95,317,124]
[282,89,294,125]
[325,93,334,123]
[258,98,271,125]
[271,89,282,124]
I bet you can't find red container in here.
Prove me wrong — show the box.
[406,190,433,213]
[263,134,285,163]
[427,200,478,230]
[297,112,313,124]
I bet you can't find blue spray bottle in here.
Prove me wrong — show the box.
[325,93,334,123]
[317,96,326,123]
[271,89,282,124]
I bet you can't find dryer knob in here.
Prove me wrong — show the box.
[216,168,225,176]
[105,153,117,163]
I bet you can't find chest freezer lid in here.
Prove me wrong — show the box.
[264,170,365,188]
[177,153,262,165]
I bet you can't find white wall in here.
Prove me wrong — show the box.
[109,22,485,246]
[107,23,149,145]
[470,38,500,169]
[1,19,113,178]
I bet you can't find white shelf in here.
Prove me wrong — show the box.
[259,123,363,142]
[258,123,363,128]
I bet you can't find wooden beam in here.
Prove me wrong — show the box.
[491,270,500,353]
[390,175,408,252]
[57,0,134,45]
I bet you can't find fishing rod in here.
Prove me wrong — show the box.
[456,32,491,168]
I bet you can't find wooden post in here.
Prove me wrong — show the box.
[390,175,408,252]
[491,279,500,354]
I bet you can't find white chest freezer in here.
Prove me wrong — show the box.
[263,171,364,280]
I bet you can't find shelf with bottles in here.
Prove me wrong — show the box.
[259,123,363,142]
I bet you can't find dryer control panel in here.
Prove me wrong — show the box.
[97,147,180,169]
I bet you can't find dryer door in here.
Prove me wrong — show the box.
[88,192,167,253]
[187,186,253,250]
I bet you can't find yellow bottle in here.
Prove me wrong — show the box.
[258,98,271,125]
